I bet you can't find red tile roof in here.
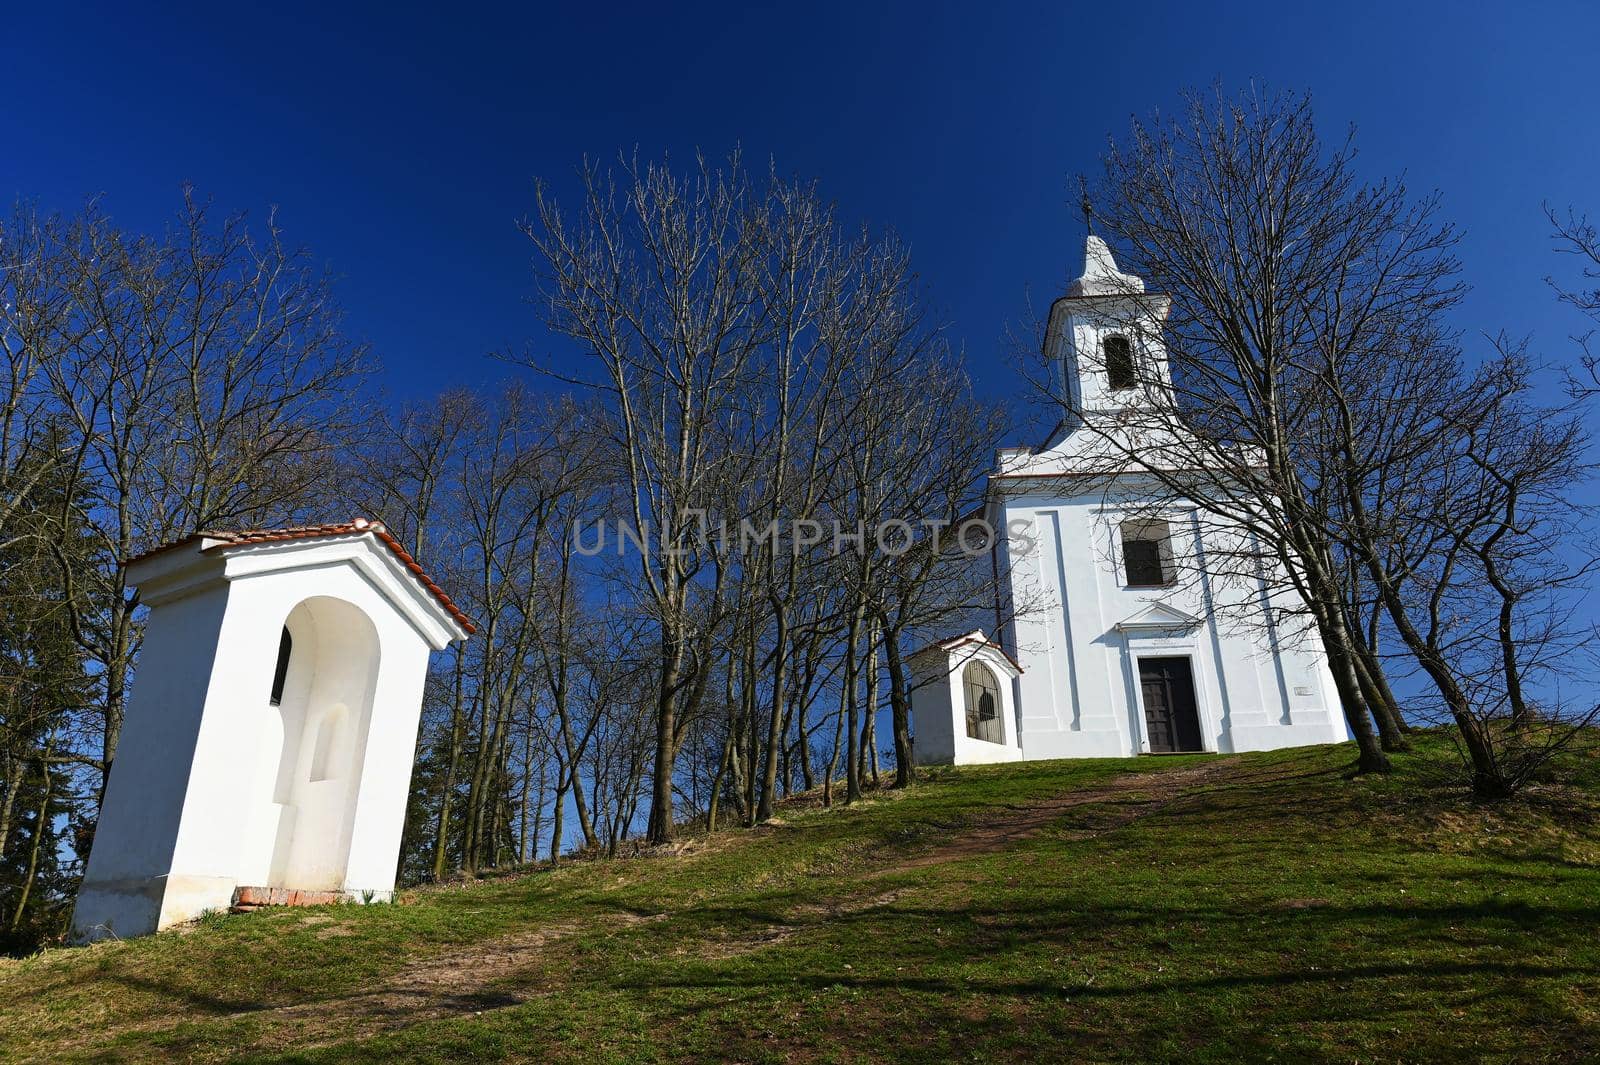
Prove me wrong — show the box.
[128,519,475,636]
[908,631,1023,674]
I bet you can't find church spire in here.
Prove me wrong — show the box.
[1067,234,1145,299]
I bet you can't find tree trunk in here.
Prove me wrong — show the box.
[882,618,916,788]
[1308,591,1390,774]
[707,726,735,833]
[1498,593,1531,730]
[553,697,598,849]
[518,727,534,862]
[843,602,864,803]
[1357,613,1411,733]
[1350,643,1408,752]
[432,649,467,881]
[742,625,759,825]
[756,601,788,822]
[550,759,567,863]
[9,740,53,932]
[646,617,684,844]
[795,661,815,792]
[823,675,847,808]
[0,749,19,864]
[1283,507,1390,775]
[1475,527,1532,730]
[1365,557,1505,795]
[860,619,881,788]
[528,758,548,866]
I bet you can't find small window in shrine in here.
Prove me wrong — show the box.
[269,627,293,706]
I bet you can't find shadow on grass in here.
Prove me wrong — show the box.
[609,956,1599,1008]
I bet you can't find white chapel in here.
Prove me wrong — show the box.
[910,237,1350,765]
[71,520,473,942]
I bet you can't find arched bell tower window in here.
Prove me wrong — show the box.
[1104,335,1136,390]
[962,661,1004,744]
[269,627,293,706]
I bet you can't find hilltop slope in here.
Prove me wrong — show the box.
[3,738,1598,1063]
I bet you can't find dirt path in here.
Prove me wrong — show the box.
[244,911,666,1052]
[613,761,1240,976]
[899,758,1234,869]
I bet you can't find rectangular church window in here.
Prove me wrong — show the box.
[1121,520,1172,587]
[1104,334,1136,390]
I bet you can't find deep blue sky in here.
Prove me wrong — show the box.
[5,2,1598,418]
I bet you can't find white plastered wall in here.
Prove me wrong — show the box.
[998,485,1349,760]
[72,534,463,942]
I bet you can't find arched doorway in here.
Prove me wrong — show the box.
[249,596,382,890]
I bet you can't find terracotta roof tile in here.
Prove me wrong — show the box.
[909,631,1023,674]
[128,519,475,636]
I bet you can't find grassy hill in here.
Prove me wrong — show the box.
[3,736,1599,1063]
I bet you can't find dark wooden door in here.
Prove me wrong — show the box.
[1138,656,1203,753]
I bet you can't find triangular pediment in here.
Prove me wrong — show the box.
[1114,602,1202,632]
[909,629,1023,677]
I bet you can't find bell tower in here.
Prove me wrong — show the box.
[1046,236,1174,423]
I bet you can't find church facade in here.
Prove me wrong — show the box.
[910,238,1350,764]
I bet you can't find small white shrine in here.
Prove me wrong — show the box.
[909,633,1024,765]
[911,237,1350,765]
[71,521,472,942]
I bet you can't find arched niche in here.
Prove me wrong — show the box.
[248,595,382,891]
[961,660,1005,744]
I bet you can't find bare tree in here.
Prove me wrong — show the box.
[861,356,1008,788]
[1384,343,1596,792]
[0,204,73,551]
[526,153,767,843]
[31,194,366,798]
[1547,204,1600,395]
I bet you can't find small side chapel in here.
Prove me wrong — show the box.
[71,521,473,942]
[911,237,1350,764]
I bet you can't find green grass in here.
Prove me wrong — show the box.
[3,735,1599,1063]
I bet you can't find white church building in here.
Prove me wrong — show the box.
[911,237,1350,765]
